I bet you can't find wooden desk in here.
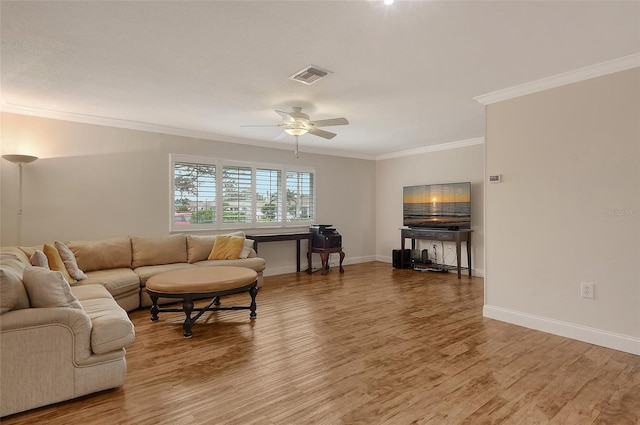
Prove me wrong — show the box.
[400,228,472,279]
[309,246,345,275]
[246,232,312,274]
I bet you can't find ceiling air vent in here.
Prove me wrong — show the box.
[289,65,331,85]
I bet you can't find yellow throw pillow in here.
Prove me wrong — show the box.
[43,244,76,285]
[208,236,245,260]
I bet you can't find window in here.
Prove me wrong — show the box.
[256,168,282,223]
[171,155,314,230]
[222,165,252,224]
[286,171,314,223]
[173,160,216,227]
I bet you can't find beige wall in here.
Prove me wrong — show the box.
[0,113,377,275]
[375,144,485,275]
[484,68,640,347]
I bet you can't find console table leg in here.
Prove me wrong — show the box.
[339,250,345,273]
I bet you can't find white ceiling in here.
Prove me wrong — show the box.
[1,1,639,159]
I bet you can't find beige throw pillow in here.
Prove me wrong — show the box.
[29,250,50,268]
[0,269,22,314]
[240,238,254,259]
[54,241,87,280]
[43,244,76,284]
[22,266,83,309]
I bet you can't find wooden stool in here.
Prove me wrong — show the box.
[146,266,258,337]
[309,247,345,275]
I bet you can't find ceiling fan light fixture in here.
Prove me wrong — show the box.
[284,127,308,136]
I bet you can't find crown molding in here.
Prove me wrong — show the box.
[0,100,471,161]
[474,52,640,105]
[0,102,377,160]
[376,137,484,161]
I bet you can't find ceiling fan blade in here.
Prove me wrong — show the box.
[275,110,294,123]
[311,117,349,127]
[241,124,281,128]
[308,127,337,139]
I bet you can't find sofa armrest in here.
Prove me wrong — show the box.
[0,307,93,364]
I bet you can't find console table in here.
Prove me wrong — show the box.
[246,232,312,274]
[400,228,472,279]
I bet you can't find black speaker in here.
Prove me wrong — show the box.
[392,249,412,269]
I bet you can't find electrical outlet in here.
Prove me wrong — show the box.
[580,282,594,299]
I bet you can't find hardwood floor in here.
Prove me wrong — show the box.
[3,262,639,424]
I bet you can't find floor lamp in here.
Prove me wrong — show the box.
[2,154,38,245]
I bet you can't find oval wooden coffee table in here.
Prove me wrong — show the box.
[146,266,258,337]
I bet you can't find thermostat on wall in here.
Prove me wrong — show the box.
[489,174,501,183]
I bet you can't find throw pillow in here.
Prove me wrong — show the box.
[0,269,21,314]
[30,250,50,268]
[54,241,87,280]
[208,235,245,260]
[22,266,83,309]
[43,244,76,285]
[240,238,254,259]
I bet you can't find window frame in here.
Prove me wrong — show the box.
[170,154,315,232]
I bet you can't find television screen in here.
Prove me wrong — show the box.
[403,182,471,229]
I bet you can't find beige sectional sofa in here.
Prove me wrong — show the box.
[0,232,265,416]
[18,232,266,312]
[0,247,135,417]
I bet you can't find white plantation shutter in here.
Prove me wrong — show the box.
[256,168,282,223]
[173,161,216,227]
[222,165,253,224]
[286,170,314,223]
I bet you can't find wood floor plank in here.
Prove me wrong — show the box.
[2,261,639,424]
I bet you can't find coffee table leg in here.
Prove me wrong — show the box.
[150,295,159,321]
[183,297,195,338]
[213,296,221,306]
[249,286,258,319]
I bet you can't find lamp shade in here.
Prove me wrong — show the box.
[2,154,39,164]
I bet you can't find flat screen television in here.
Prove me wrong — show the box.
[403,182,471,229]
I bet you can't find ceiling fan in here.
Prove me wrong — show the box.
[243,107,349,157]
[271,107,349,140]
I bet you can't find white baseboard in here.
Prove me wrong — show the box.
[483,305,640,356]
[376,255,484,277]
[262,255,377,277]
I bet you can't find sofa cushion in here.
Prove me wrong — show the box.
[186,235,216,263]
[208,235,245,260]
[194,256,266,273]
[43,244,75,284]
[29,250,49,268]
[80,295,135,355]
[0,250,31,310]
[71,283,114,301]
[67,237,132,272]
[22,266,82,309]
[54,241,87,281]
[77,268,140,298]
[131,234,187,268]
[134,263,196,286]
